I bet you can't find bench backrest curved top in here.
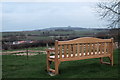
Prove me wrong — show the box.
[57,37,113,45]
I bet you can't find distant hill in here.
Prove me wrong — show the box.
[37,27,88,31]
[2,27,108,32]
[35,27,108,31]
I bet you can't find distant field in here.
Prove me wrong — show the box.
[2,46,47,52]
[2,29,104,36]
[2,29,107,41]
[2,48,119,78]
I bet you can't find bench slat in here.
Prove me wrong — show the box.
[100,43,103,55]
[59,45,62,58]
[85,44,88,56]
[64,45,67,58]
[73,44,76,57]
[104,43,107,54]
[89,43,92,55]
[79,44,82,56]
[55,40,58,59]
[107,43,110,54]
[81,44,84,57]
[96,43,99,55]
[77,44,80,57]
[68,45,71,58]
[93,43,96,55]
[108,43,112,54]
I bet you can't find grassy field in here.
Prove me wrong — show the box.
[2,46,47,52]
[2,49,119,78]
[2,29,107,41]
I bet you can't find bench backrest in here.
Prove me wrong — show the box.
[55,37,113,59]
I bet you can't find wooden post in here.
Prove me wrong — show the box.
[55,40,59,75]
[111,38,114,66]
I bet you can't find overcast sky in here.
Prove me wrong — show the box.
[1,1,107,32]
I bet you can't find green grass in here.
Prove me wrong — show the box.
[2,46,47,52]
[2,49,119,78]
[26,36,53,40]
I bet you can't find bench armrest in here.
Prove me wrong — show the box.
[46,48,55,52]
[46,48,55,57]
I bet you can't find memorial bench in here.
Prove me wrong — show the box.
[46,37,114,75]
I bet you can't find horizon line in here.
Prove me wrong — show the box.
[1,27,109,32]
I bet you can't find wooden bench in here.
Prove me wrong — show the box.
[46,37,114,75]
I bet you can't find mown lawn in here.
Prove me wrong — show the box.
[2,49,119,78]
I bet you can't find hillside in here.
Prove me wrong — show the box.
[40,27,87,31]
[2,27,110,50]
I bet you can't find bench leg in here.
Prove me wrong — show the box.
[46,58,51,72]
[100,57,112,65]
[110,54,114,66]
[100,57,103,64]
[55,61,60,75]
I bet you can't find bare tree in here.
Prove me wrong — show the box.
[96,0,120,49]
[96,0,120,28]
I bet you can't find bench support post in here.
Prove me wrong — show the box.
[110,54,114,66]
[100,56,113,66]
[46,58,50,72]
[55,61,60,75]
[46,51,52,72]
[111,38,114,66]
